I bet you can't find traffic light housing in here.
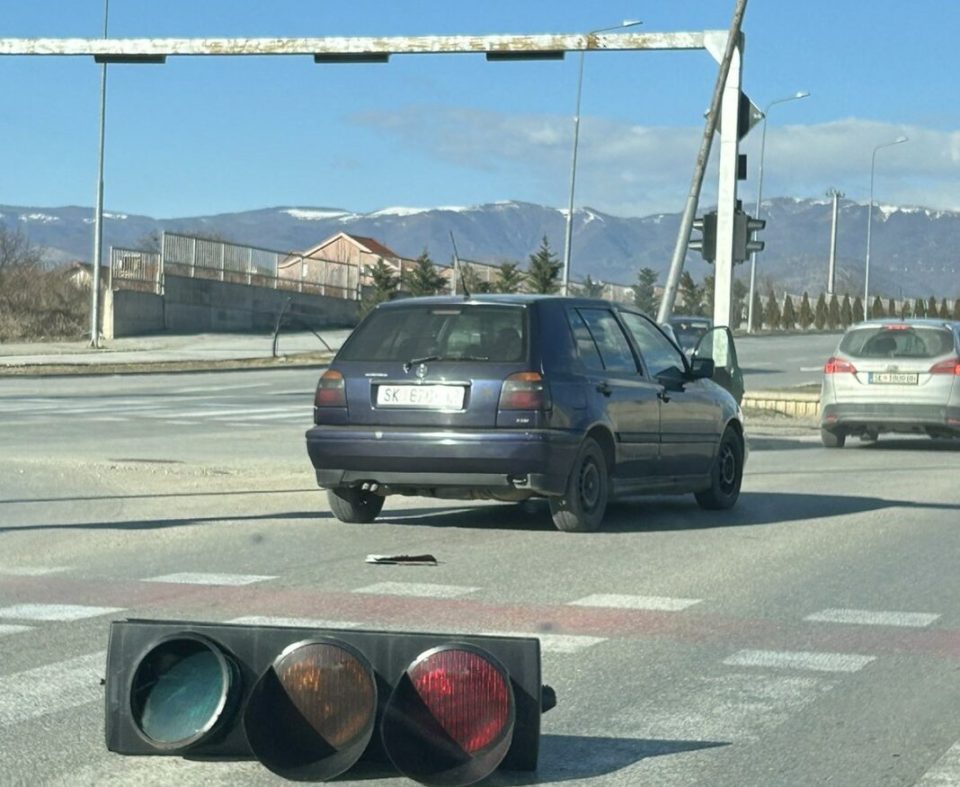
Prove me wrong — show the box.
[105,619,553,786]
[689,210,718,262]
[734,211,765,262]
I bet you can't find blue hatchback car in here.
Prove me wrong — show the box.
[306,294,745,532]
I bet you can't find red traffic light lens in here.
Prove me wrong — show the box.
[382,645,515,787]
[129,635,237,751]
[244,639,377,780]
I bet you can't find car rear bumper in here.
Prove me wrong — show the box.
[821,402,960,434]
[305,426,582,496]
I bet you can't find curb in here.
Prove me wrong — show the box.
[743,389,820,419]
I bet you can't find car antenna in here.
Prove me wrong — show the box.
[449,231,470,299]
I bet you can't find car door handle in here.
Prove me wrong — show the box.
[596,382,613,396]
[658,390,671,403]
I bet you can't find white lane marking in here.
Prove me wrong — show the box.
[0,566,69,576]
[805,608,940,628]
[916,739,960,785]
[217,412,304,421]
[482,631,606,654]
[143,573,275,586]
[800,365,825,372]
[0,651,105,728]
[724,649,875,673]
[568,593,702,611]
[0,603,123,621]
[150,406,294,418]
[352,581,478,599]
[177,383,270,393]
[228,616,362,629]
[0,625,32,636]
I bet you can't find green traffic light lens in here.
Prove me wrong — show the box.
[130,635,236,750]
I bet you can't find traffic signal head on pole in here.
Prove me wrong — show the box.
[689,210,718,263]
[733,210,765,262]
[106,619,553,786]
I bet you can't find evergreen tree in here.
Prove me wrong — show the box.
[493,261,525,294]
[901,298,913,318]
[953,298,960,320]
[851,296,864,323]
[751,289,764,331]
[939,297,950,318]
[633,267,659,315]
[526,236,561,294]
[781,294,796,330]
[406,249,446,296]
[814,293,827,330]
[928,296,939,316]
[702,274,716,318]
[828,294,841,329]
[799,292,814,329]
[678,272,703,315]
[914,297,927,318]
[457,261,491,294]
[871,295,886,318]
[840,294,853,326]
[764,289,782,331]
[732,278,749,330]
[888,297,897,318]
[577,275,605,297]
[361,257,398,315]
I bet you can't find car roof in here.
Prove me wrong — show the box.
[374,294,619,310]
[847,318,960,329]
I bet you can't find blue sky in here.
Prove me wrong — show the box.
[1,1,958,219]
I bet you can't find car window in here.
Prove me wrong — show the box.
[337,304,526,362]
[567,310,605,372]
[670,318,712,352]
[575,308,638,373]
[838,325,956,359]
[620,311,686,378]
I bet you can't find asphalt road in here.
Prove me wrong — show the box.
[2,368,960,786]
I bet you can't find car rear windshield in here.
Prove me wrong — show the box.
[839,325,956,359]
[337,304,528,363]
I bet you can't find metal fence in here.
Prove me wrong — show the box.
[109,248,162,294]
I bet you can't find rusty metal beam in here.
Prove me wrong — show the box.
[0,31,715,57]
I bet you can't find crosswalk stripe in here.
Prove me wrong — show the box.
[144,573,276,586]
[0,566,69,576]
[0,625,32,637]
[482,631,606,654]
[916,739,960,785]
[352,581,478,599]
[0,652,105,728]
[804,608,940,627]
[568,593,702,611]
[723,649,875,673]
[0,604,123,622]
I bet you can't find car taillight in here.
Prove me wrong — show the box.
[929,357,960,375]
[824,357,857,374]
[314,370,346,407]
[499,372,549,410]
[381,645,515,787]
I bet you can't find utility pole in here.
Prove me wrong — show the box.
[826,188,843,296]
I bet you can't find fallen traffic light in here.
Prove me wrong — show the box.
[105,619,553,786]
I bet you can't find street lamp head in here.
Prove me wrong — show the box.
[794,90,810,99]
[894,135,908,144]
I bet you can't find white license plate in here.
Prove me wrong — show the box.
[869,372,918,385]
[376,384,465,409]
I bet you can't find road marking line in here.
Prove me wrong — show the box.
[0,652,105,728]
[800,366,824,372]
[0,566,69,576]
[0,603,123,622]
[916,739,960,785]
[482,631,606,654]
[724,649,875,673]
[227,616,362,629]
[143,572,276,586]
[805,608,940,627]
[352,581,478,599]
[568,593,702,611]
[0,625,32,637]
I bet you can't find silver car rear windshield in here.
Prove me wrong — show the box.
[839,325,956,359]
[338,304,527,362]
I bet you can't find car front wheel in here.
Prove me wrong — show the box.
[695,427,743,510]
[549,438,608,532]
[327,487,385,523]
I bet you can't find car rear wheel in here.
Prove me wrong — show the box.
[327,487,385,523]
[820,427,846,448]
[695,427,743,510]
[549,438,608,533]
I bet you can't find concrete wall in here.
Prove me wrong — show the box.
[107,274,359,338]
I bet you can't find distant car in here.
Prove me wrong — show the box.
[667,315,714,357]
[820,318,960,447]
[306,294,746,532]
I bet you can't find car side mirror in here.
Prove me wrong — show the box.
[690,357,714,379]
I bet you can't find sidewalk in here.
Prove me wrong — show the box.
[0,330,348,374]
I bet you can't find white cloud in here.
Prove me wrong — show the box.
[354,108,960,216]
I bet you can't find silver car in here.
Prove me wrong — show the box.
[820,319,960,447]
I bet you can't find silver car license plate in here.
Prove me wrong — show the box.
[869,372,918,385]
[376,384,465,409]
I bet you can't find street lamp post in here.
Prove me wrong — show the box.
[90,0,109,348]
[864,135,908,320]
[746,91,808,333]
[560,19,641,296]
